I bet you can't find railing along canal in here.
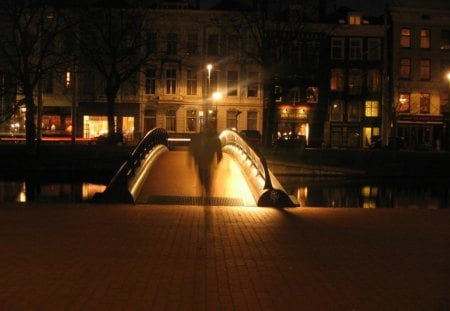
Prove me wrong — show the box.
[93,128,169,203]
[219,129,298,207]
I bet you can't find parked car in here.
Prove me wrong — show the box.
[273,134,306,150]
[370,136,406,150]
[239,130,261,146]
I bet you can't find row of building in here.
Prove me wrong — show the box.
[2,0,450,150]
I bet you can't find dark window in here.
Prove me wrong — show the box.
[227,71,238,96]
[145,68,156,94]
[166,69,176,94]
[187,33,198,55]
[208,34,219,56]
[247,72,258,97]
[147,32,157,54]
[167,33,177,55]
[186,69,197,95]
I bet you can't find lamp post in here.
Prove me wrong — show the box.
[207,64,212,95]
[212,91,222,131]
[445,72,450,150]
[204,64,213,130]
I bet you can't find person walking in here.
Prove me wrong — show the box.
[189,125,223,195]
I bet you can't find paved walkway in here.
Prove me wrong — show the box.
[0,203,449,310]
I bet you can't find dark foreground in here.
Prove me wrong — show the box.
[0,203,449,310]
[1,143,450,178]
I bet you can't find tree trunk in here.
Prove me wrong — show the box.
[24,95,36,155]
[106,86,117,144]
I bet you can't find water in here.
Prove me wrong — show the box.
[1,177,449,208]
[279,176,450,209]
[0,180,106,203]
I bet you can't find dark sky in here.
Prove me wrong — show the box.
[198,0,388,15]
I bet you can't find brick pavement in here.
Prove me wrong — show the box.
[0,203,449,310]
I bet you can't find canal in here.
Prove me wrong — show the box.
[1,175,449,208]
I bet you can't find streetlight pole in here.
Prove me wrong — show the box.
[206,64,212,129]
[445,72,450,150]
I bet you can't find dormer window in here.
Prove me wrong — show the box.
[348,13,361,25]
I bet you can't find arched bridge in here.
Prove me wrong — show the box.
[94,128,299,207]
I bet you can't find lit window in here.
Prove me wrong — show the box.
[247,111,257,130]
[367,69,381,92]
[398,93,410,113]
[166,69,176,94]
[226,110,239,129]
[420,59,431,80]
[186,110,197,132]
[400,28,411,48]
[400,58,411,79]
[420,29,430,49]
[348,13,361,25]
[365,100,379,117]
[420,93,430,114]
[166,109,176,131]
[330,68,344,91]
[306,87,318,103]
[330,100,343,121]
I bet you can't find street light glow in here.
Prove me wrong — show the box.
[212,91,222,100]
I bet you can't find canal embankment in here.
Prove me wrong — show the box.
[1,143,450,179]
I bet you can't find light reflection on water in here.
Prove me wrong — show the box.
[1,177,450,208]
[0,181,106,203]
[278,176,450,209]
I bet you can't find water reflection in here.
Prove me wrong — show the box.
[0,180,105,203]
[279,176,450,209]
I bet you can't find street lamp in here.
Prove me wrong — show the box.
[212,91,222,131]
[206,64,212,97]
[444,72,450,150]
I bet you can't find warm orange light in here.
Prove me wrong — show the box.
[212,91,222,100]
[447,72,450,82]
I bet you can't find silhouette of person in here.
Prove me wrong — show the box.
[189,125,223,195]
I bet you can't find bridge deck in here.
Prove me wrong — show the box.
[136,150,256,206]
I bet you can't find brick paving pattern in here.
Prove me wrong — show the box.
[0,203,449,310]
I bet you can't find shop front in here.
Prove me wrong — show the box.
[276,105,309,144]
[396,115,444,150]
[78,102,139,144]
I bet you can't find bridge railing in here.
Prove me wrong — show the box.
[93,128,169,202]
[219,129,298,207]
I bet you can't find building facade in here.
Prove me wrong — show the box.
[322,8,385,148]
[38,3,262,142]
[389,0,450,150]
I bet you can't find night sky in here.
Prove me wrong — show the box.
[197,0,388,15]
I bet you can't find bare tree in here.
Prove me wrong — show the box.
[0,0,68,153]
[70,2,153,143]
